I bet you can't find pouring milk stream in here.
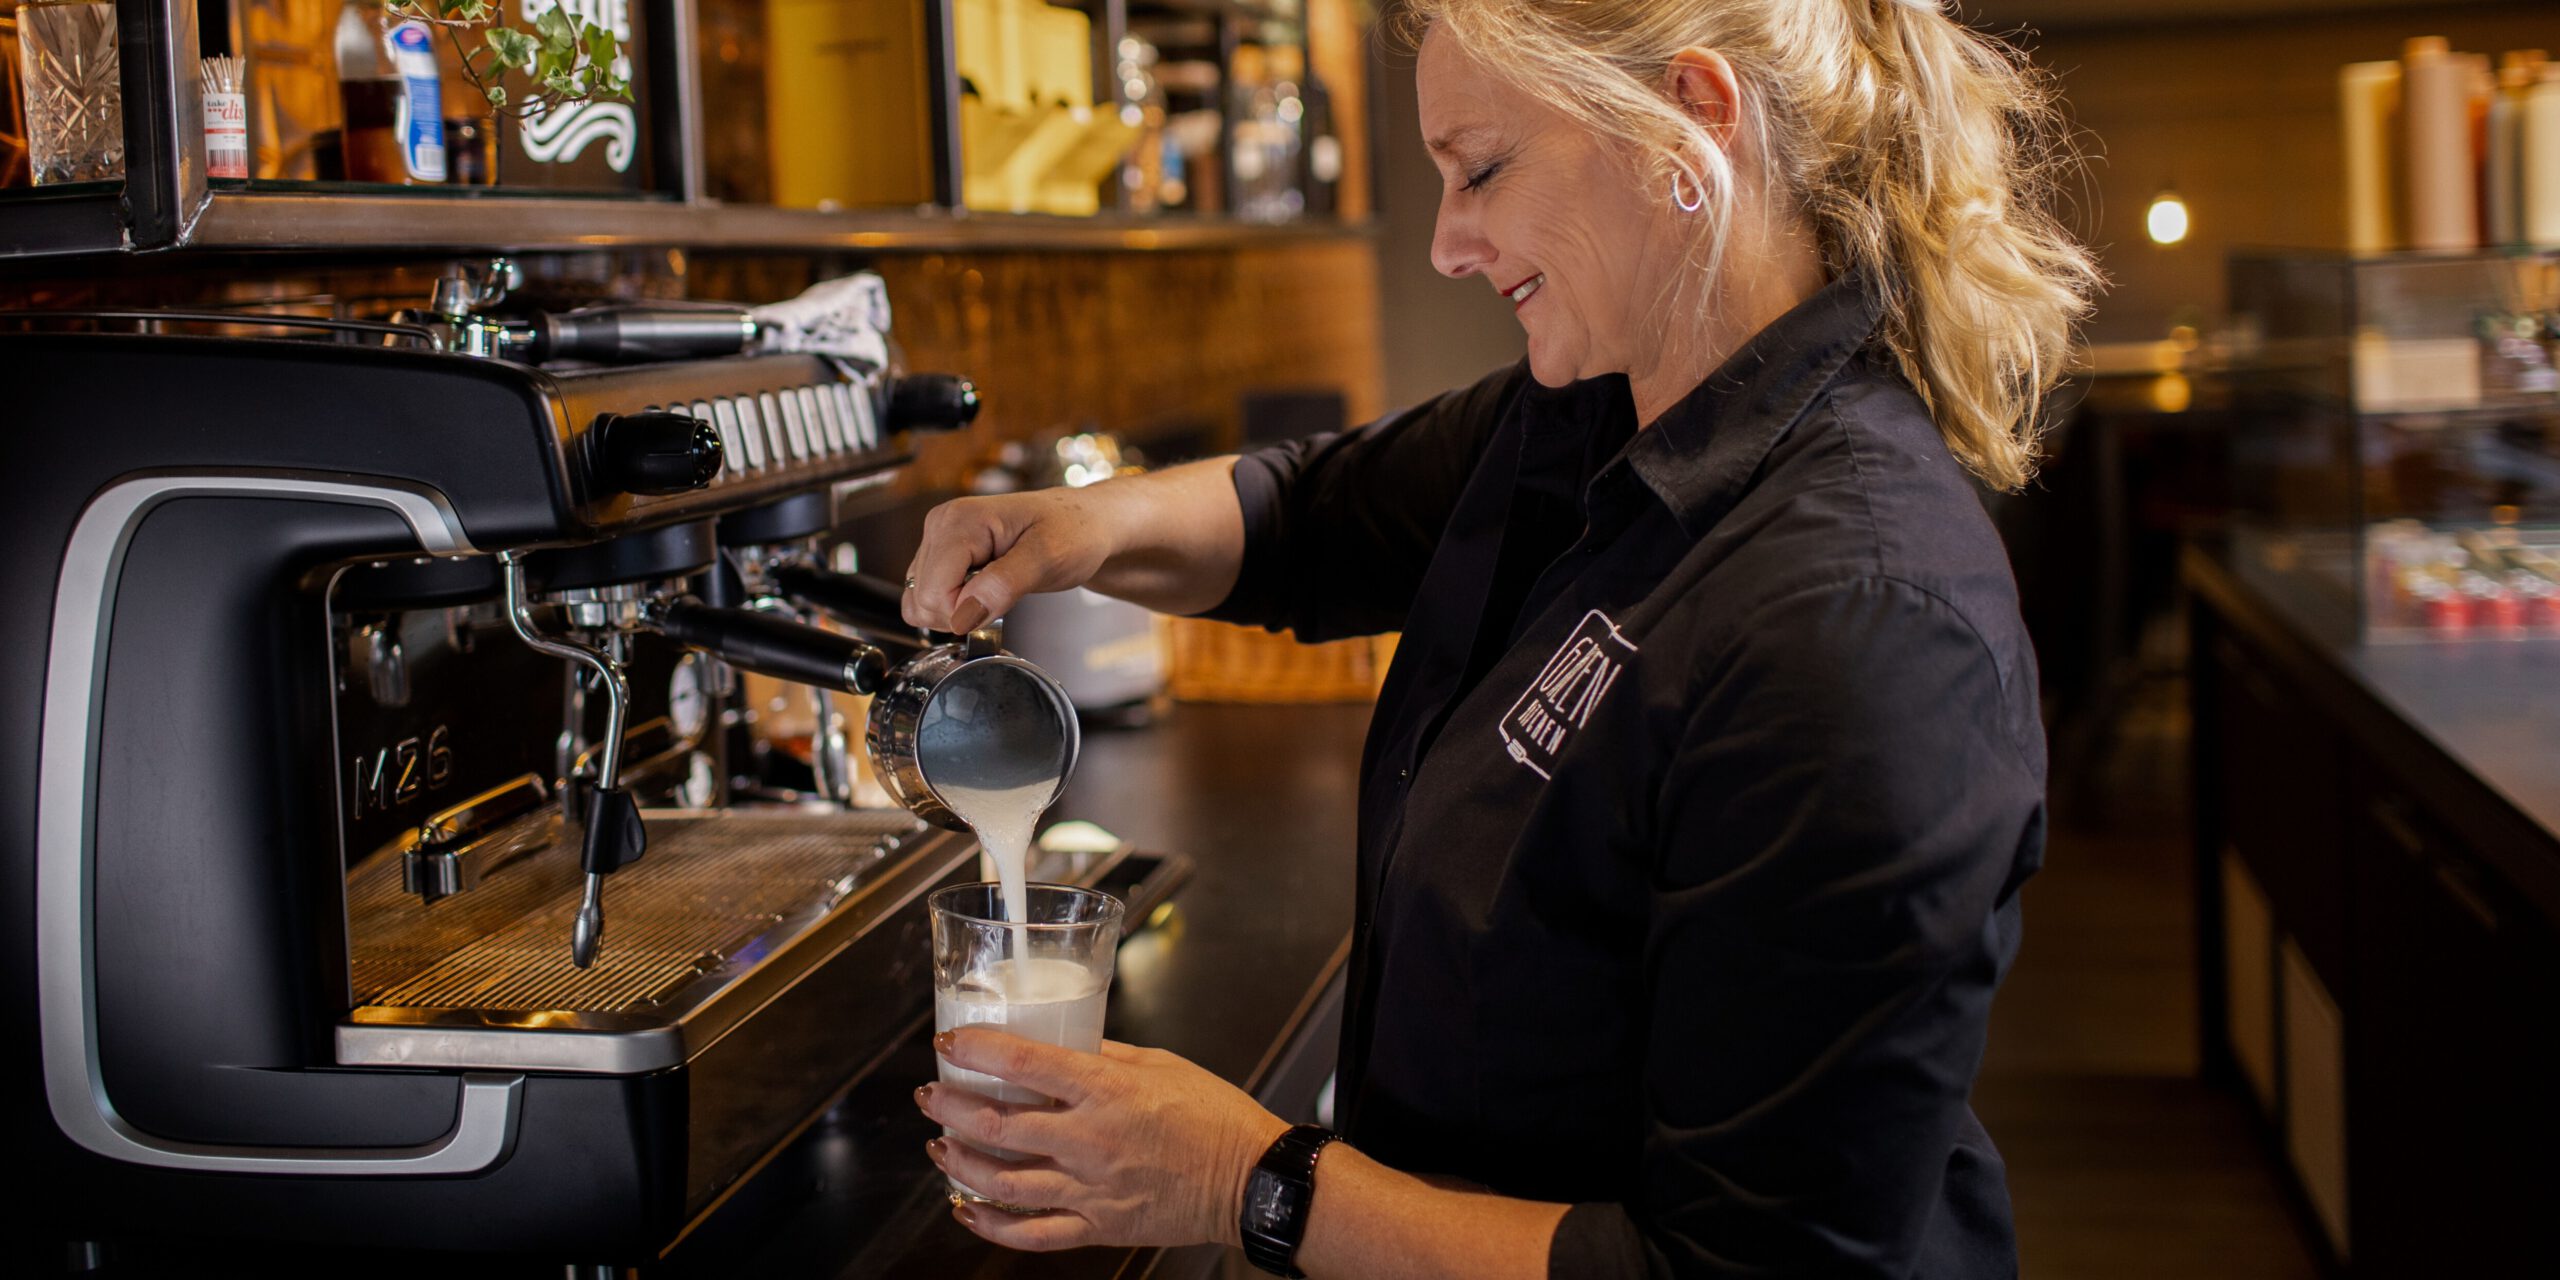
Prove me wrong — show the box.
[914,657,1102,1197]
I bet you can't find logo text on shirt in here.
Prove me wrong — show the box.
[1500,609,1637,780]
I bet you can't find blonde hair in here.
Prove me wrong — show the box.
[1394,0,2100,490]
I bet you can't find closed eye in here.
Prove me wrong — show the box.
[1460,161,1502,193]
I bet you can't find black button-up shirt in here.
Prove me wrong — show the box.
[1206,274,2041,1278]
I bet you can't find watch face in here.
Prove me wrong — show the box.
[1247,1173,1308,1234]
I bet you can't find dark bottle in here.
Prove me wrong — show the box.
[1300,66,1339,218]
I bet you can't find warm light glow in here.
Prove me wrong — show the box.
[2148,372,2194,414]
[2147,192,2191,246]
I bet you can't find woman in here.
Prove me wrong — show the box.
[906,1,2097,1274]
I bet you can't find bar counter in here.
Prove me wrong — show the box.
[2184,543,2560,1274]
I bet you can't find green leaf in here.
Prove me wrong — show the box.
[585,24,618,67]
[543,70,582,98]
[485,27,537,69]
[534,6,572,45]
[484,83,507,107]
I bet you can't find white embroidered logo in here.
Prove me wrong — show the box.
[1500,609,1637,780]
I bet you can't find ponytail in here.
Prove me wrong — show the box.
[1824,0,2099,489]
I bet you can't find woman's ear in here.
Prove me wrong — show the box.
[1664,47,1742,140]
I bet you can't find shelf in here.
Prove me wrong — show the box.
[183,192,1372,254]
[0,0,1359,260]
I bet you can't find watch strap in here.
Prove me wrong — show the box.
[1239,1124,1340,1277]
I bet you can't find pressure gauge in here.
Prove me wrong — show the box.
[669,654,710,742]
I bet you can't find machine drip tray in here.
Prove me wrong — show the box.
[337,809,969,1074]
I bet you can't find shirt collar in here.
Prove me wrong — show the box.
[1613,272,1885,537]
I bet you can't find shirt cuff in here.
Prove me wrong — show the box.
[1548,1202,1649,1280]
[1198,448,1289,628]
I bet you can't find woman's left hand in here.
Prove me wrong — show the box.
[917,1028,1293,1251]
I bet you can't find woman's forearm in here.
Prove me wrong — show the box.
[1293,1143,1570,1280]
[1079,457,1248,616]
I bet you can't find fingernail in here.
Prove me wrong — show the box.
[926,1137,947,1162]
[955,1203,979,1227]
[933,1030,956,1054]
[914,1084,932,1108]
[950,598,990,635]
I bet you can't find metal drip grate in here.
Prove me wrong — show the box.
[347,810,926,1014]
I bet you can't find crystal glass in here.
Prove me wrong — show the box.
[929,882,1123,1212]
[16,0,122,184]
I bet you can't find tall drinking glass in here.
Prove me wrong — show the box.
[929,882,1123,1212]
[14,0,123,184]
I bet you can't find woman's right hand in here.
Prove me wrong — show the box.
[901,488,1121,635]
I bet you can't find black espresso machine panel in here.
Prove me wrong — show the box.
[1,301,992,1265]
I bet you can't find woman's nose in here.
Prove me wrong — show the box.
[1430,203,1489,281]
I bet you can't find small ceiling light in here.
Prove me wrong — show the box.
[2146,190,2191,246]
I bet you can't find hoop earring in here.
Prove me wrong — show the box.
[1670,170,1704,213]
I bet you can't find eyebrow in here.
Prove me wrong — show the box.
[1424,125,1494,156]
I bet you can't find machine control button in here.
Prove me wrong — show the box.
[758,392,791,465]
[778,389,812,461]
[803,385,843,453]
[718,396,762,470]
[846,381,880,448]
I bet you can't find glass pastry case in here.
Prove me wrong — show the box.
[2224,248,2560,641]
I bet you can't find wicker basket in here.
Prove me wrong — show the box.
[1163,615,1398,703]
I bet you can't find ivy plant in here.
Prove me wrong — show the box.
[385,1,631,117]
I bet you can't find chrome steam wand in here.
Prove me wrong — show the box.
[500,551,644,969]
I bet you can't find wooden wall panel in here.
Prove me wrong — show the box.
[882,240,1384,485]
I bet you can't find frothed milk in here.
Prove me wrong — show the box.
[914,659,1072,954]
[935,956,1108,1196]
[937,779,1049,958]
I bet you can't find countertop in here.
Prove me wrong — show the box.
[2184,544,2560,922]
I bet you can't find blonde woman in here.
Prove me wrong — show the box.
[905,0,2098,1274]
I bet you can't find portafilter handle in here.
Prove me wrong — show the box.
[647,599,890,694]
[765,564,987,652]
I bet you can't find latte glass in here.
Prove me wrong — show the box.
[928,882,1123,1212]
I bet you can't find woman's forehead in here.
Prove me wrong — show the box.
[1416,28,1530,142]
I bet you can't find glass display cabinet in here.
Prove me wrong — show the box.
[2224,248,2560,641]
[0,0,1351,257]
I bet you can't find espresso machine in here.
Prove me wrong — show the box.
[0,274,1074,1267]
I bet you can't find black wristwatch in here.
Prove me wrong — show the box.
[1239,1124,1340,1277]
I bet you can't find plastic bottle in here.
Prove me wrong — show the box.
[2487,58,2526,245]
[2527,65,2560,246]
[2403,36,2477,251]
[2339,60,2400,253]
[335,0,444,184]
